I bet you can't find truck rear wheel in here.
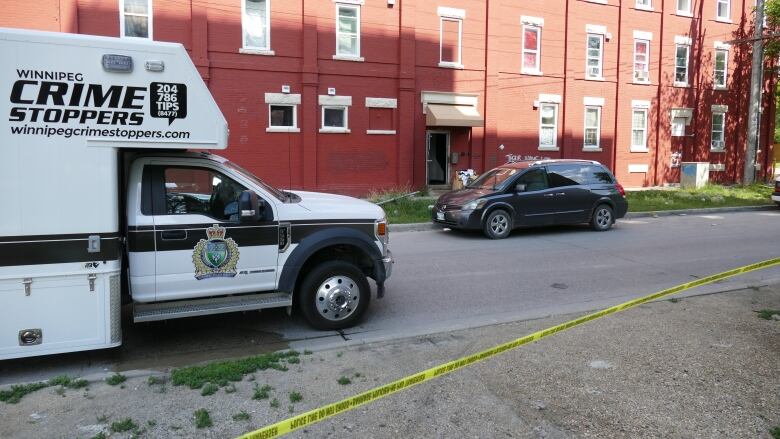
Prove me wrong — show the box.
[299,260,370,330]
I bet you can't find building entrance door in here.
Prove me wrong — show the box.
[427,130,450,186]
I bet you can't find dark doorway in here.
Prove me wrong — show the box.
[427,130,450,186]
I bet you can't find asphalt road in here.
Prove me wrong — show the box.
[2,210,779,385]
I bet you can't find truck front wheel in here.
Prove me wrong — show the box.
[299,260,371,330]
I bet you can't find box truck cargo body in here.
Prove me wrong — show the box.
[0,28,392,360]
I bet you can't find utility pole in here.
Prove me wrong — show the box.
[744,0,766,185]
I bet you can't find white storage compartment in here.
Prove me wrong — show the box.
[680,162,710,189]
[0,268,121,360]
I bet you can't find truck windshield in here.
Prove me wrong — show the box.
[467,167,519,190]
[224,161,287,202]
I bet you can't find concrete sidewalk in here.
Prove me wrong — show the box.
[1,284,779,438]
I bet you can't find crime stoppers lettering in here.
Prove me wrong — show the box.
[193,224,240,280]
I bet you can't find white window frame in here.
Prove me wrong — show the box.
[522,25,542,74]
[714,49,728,89]
[586,33,604,80]
[267,104,298,132]
[335,3,361,60]
[240,0,272,54]
[584,106,602,150]
[711,111,726,151]
[676,0,692,16]
[716,0,731,21]
[119,0,153,39]
[671,117,687,137]
[321,106,350,133]
[631,108,649,152]
[674,44,690,87]
[439,16,463,68]
[633,39,650,84]
[636,0,653,10]
[538,103,559,150]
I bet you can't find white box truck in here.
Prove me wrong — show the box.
[0,28,393,361]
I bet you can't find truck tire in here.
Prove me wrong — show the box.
[299,260,371,330]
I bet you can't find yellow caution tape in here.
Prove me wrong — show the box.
[238,256,780,439]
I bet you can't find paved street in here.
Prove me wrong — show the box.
[2,210,779,385]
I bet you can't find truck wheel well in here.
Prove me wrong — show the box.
[294,244,375,299]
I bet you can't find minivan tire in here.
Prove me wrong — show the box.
[299,260,371,330]
[483,209,512,239]
[591,204,614,231]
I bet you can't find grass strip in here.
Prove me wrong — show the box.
[171,350,299,389]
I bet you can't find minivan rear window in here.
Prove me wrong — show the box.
[587,165,614,184]
[547,164,589,187]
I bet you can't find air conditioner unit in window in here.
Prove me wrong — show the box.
[588,67,600,78]
[711,140,724,150]
[635,71,649,81]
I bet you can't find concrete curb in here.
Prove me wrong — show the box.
[389,204,777,233]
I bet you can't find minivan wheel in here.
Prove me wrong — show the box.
[591,204,614,231]
[483,209,512,239]
[299,260,371,330]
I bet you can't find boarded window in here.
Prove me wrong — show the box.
[369,108,393,131]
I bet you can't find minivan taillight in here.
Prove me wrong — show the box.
[615,183,626,197]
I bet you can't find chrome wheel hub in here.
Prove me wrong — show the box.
[316,275,359,321]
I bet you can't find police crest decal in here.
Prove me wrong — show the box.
[193,224,240,280]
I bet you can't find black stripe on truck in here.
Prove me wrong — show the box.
[0,236,120,267]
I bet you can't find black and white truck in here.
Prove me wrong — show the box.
[0,28,393,360]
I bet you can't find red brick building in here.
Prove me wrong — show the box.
[2,0,776,194]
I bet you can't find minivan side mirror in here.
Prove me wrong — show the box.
[514,183,527,193]
[238,190,263,222]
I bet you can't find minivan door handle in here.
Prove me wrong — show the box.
[160,230,187,240]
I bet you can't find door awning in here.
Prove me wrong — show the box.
[426,104,484,127]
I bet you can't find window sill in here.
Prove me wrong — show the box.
[630,148,650,153]
[714,17,732,24]
[538,146,559,151]
[367,130,396,135]
[266,127,300,133]
[710,149,726,153]
[239,48,275,56]
[584,0,608,4]
[438,62,464,69]
[585,76,606,82]
[633,80,652,85]
[635,5,654,12]
[675,12,694,18]
[333,54,365,62]
[521,70,544,76]
[713,85,728,91]
[673,82,690,88]
[319,127,351,134]
[583,147,603,152]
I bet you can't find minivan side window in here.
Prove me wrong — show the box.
[587,165,614,184]
[163,167,247,221]
[547,164,589,188]
[515,168,548,192]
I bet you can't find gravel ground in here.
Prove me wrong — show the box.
[1,284,778,439]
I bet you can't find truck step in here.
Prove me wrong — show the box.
[133,292,293,323]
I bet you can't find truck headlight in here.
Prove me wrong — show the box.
[463,199,487,211]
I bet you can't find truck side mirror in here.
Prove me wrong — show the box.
[238,190,262,222]
[515,183,527,192]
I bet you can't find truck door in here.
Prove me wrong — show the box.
[147,164,279,301]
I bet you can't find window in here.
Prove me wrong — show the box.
[586,34,604,79]
[163,167,246,221]
[671,117,687,136]
[322,106,348,130]
[675,44,690,85]
[539,103,558,149]
[584,106,601,149]
[547,164,589,188]
[515,169,548,192]
[631,109,648,151]
[677,0,692,15]
[440,17,462,66]
[714,49,728,89]
[522,26,541,74]
[634,40,650,83]
[336,4,360,58]
[242,0,270,50]
[269,105,296,129]
[711,112,726,151]
[636,0,652,9]
[120,0,152,39]
[716,0,730,20]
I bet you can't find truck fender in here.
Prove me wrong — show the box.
[278,227,384,297]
